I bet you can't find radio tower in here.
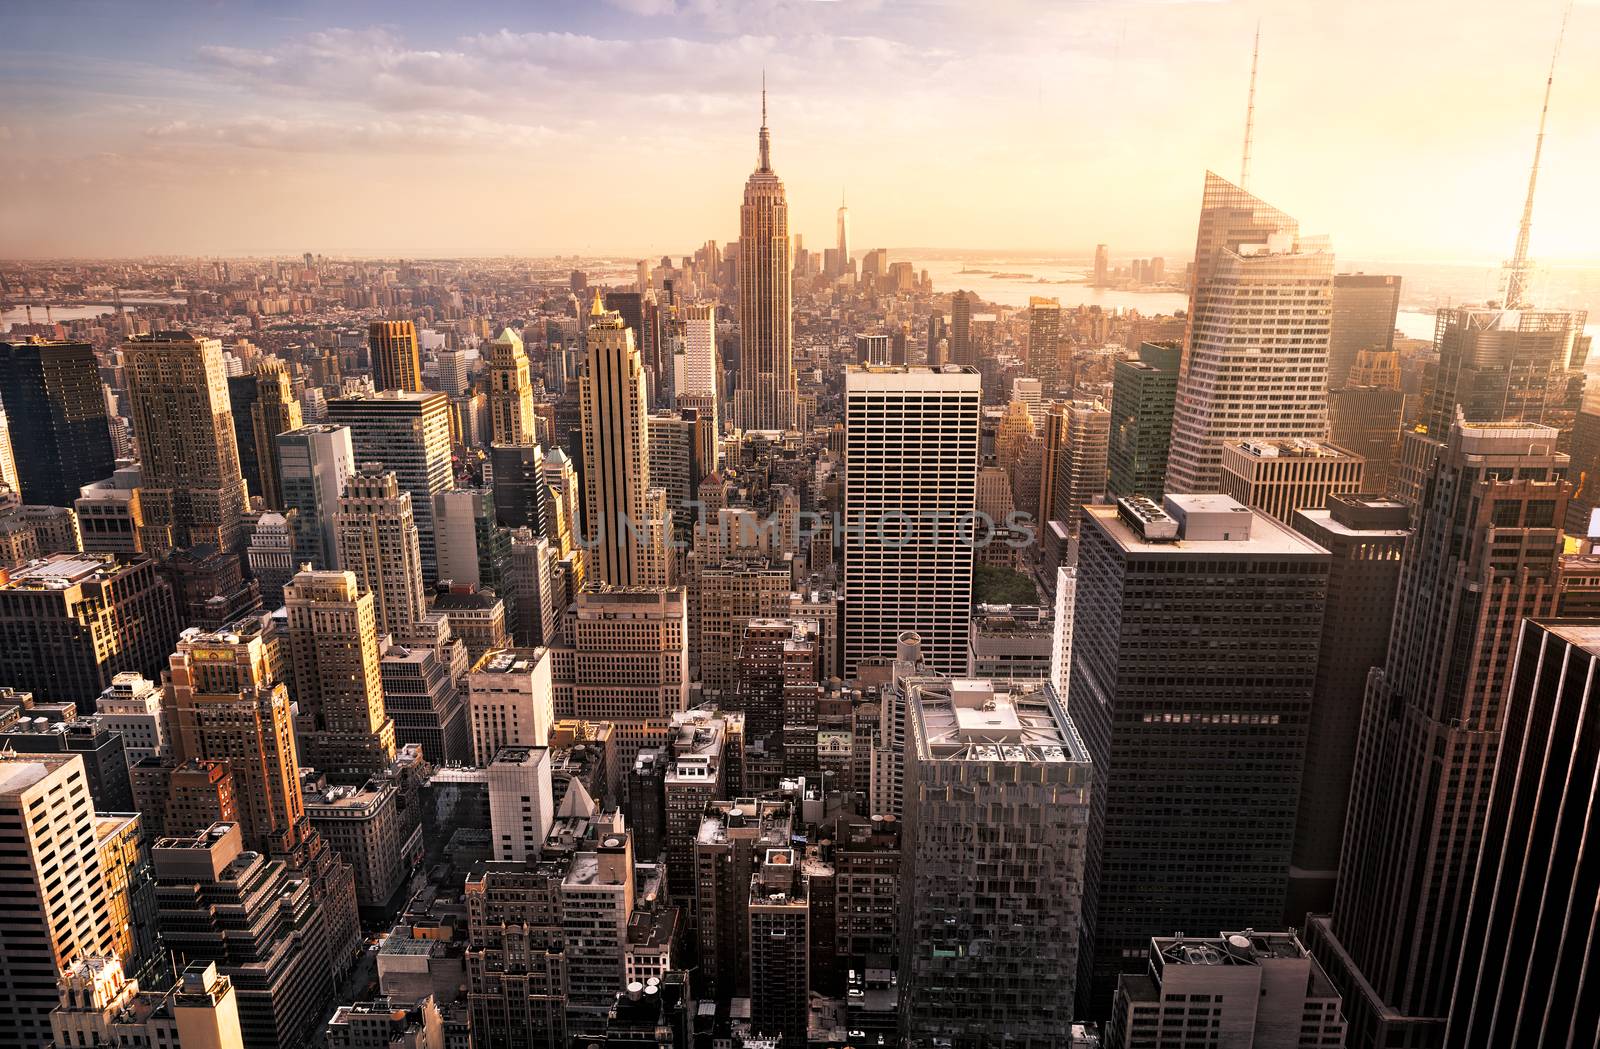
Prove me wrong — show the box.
[1239,22,1259,189]
[1504,1,1573,310]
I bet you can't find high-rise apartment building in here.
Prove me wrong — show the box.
[734,95,797,431]
[1165,174,1333,494]
[1219,437,1365,523]
[1072,494,1328,1012]
[900,678,1092,1048]
[250,359,303,509]
[1308,417,1568,1048]
[335,465,428,638]
[369,320,423,393]
[489,327,538,445]
[284,568,397,781]
[0,339,115,507]
[748,845,811,1047]
[1285,494,1408,921]
[1026,296,1064,395]
[553,587,688,771]
[274,423,353,569]
[1107,341,1181,501]
[949,290,974,366]
[0,552,178,706]
[579,295,670,588]
[1446,618,1600,1048]
[94,671,166,763]
[842,366,980,677]
[1106,931,1347,1049]
[1328,273,1401,389]
[327,390,453,583]
[123,332,249,553]
[0,752,114,1048]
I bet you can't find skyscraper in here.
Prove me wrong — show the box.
[1026,296,1064,395]
[368,320,423,393]
[1093,244,1109,287]
[842,365,980,677]
[1165,174,1334,494]
[1307,417,1568,1047]
[0,752,114,1048]
[1072,493,1328,1012]
[0,400,15,496]
[123,332,249,553]
[578,294,670,588]
[1219,437,1365,524]
[488,326,538,445]
[1328,273,1401,389]
[327,390,453,582]
[250,359,303,509]
[899,677,1092,1048]
[1049,399,1112,538]
[284,568,397,782]
[0,339,115,507]
[949,290,975,366]
[734,89,797,432]
[334,465,428,638]
[835,193,850,271]
[1446,618,1600,1048]
[275,423,354,569]
[1421,304,1588,439]
[1106,340,1180,501]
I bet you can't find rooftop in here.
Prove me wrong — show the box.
[1226,437,1359,460]
[909,678,1088,764]
[1093,495,1326,557]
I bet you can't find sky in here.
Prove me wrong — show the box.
[2,0,1598,263]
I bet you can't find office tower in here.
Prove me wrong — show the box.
[228,374,260,498]
[335,465,428,637]
[284,568,397,781]
[303,771,420,910]
[245,512,295,605]
[1107,341,1181,500]
[463,857,569,1049]
[507,531,560,648]
[555,587,688,772]
[748,845,810,1047]
[0,402,17,495]
[1421,305,1588,439]
[325,998,443,1049]
[49,958,248,1049]
[123,332,249,553]
[0,752,114,1048]
[0,715,135,811]
[250,359,303,509]
[1093,244,1110,286]
[94,811,161,984]
[489,442,548,533]
[578,295,670,588]
[469,648,555,763]
[949,290,974,366]
[693,557,793,693]
[1308,417,1569,1047]
[1447,619,1600,1047]
[645,411,692,526]
[380,612,471,765]
[489,327,538,445]
[1106,931,1347,1049]
[1073,494,1329,1011]
[0,552,178,706]
[0,339,114,506]
[369,320,423,393]
[433,581,509,664]
[734,92,797,432]
[486,744,555,863]
[737,619,818,771]
[835,196,850,269]
[436,348,470,397]
[275,423,354,569]
[628,748,668,863]
[561,822,639,1033]
[435,488,511,591]
[1347,349,1401,389]
[95,671,166,762]
[1165,174,1334,494]
[158,758,239,840]
[1219,437,1365,523]
[899,678,1092,1048]
[604,291,650,375]
[695,798,794,1000]
[1284,494,1407,920]
[1565,405,1600,535]
[166,618,308,857]
[152,823,335,1049]
[966,604,1052,678]
[842,366,980,677]
[660,710,727,894]
[328,390,453,582]
[1328,273,1401,389]
[1050,399,1112,537]
[1026,297,1064,395]
[853,332,890,366]
[676,303,719,427]
[1328,386,1405,496]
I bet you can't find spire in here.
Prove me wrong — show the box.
[1240,21,1260,190]
[1505,0,1573,310]
[590,288,605,318]
[757,72,772,172]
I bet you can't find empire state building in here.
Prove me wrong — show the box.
[734,90,797,432]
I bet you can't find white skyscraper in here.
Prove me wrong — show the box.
[843,365,981,676]
[1165,172,1333,495]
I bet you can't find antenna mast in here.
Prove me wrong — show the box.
[1240,22,1259,189]
[1504,0,1572,309]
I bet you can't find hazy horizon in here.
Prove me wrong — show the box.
[4,0,1599,263]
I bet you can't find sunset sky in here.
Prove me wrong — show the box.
[3,0,1597,263]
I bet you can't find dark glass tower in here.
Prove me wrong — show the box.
[1106,340,1180,500]
[0,339,115,506]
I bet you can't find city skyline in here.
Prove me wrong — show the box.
[4,1,1598,262]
